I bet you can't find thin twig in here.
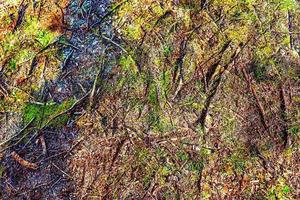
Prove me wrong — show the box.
[101,35,127,53]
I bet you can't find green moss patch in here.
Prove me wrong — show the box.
[23,99,76,128]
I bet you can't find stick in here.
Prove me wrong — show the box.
[11,151,38,170]
[39,135,47,155]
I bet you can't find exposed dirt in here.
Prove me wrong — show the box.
[0,0,119,199]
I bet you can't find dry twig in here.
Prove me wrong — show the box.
[11,151,38,170]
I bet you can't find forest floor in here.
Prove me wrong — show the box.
[0,0,117,199]
[0,0,299,199]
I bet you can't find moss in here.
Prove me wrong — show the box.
[120,55,138,74]
[23,99,76,128]
[8,59,17,71]
[36,29,56,48]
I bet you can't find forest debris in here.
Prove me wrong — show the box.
[90,0,128,28]
[39,135,47,155]
[89,51,105,110]
[40,91,90,131]
[39,137,84,163]
[52,162,73,179]
[63,137,84,158]
[194,46,242,130]
[89,68,101,110]
[13,2,29,32]
[205,41,232,85]
[242,68,269,133]
[101,35,128,53]
[0,82,8,97]
[279,82,289,147]
[0,117,35,150]
[0,77,8,97]
[28,38,60,76]
[78,0,87,8]
[11,151,38,170]
[28,56,38,76]
[59,40,80,50]
[61,50,74,70]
